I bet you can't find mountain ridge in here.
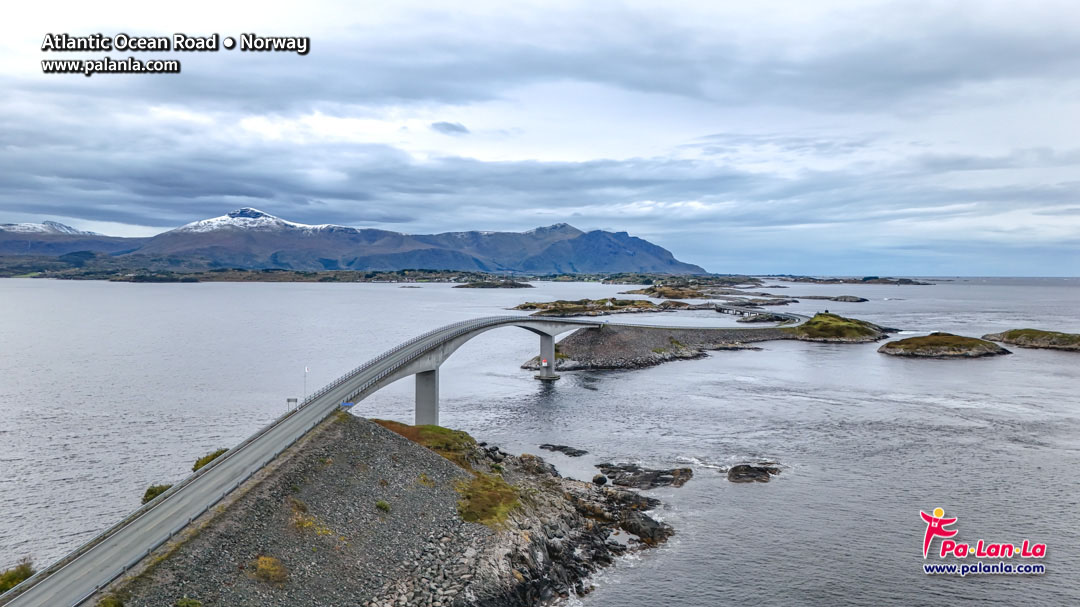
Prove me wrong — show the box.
[0,208,707,274]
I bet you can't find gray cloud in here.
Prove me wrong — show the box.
[2,2,1079,275]
[10,5,1080,116]
[430,121,470,135]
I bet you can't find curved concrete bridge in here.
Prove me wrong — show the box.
[1,310,801,607]
[330,315,602,425]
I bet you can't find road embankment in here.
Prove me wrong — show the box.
[100,413,670,607]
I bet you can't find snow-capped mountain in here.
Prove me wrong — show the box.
[0,220,101,235]
[172,208,342,234]
[0,208,707,274]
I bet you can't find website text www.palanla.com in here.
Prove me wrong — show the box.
[923,561,1046,577]
[42,56,180,76]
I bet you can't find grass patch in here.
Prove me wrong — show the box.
[252,556,287,584]
[883,333,997,351]
[0,558,34,593]
[992,328,1080,347]
[288,497,332,536]
[97,595,125,607]
[375,500,391,513]
[372,420,476,469]
[141,483,173,504]
[175,599,203,607]
[783,313,881,339]
[417,473,435,487]
[192,448,228,472]
[456,473,520,526]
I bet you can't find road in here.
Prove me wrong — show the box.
[1,312,802,606]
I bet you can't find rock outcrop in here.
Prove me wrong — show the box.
[539,444,589,457]
[521,313,897,371]
[982,329,1080,352]
[795,295,869,302]
[781,313,892,343]
[878,333,1011,358]
[726,464,781,483]
[594,463,693,489]
[100,414,672,607]
[522,324,774,370]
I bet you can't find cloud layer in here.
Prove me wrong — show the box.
[2,0,1078,274]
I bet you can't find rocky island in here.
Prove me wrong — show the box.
[619,284,869,307]
[877,333,1011,358]
[780,313,893,342]
[514,298,658,317]
[90,413,671,607]
[772,276,933,286]
[522,313,893,370]
[513,298,722,317]
[982,328,1080,352]
[453,281,534,289]
[619,285,713,299]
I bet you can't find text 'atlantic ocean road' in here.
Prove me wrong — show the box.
[40,33,310,76]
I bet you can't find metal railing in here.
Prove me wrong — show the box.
[0,315,601,607]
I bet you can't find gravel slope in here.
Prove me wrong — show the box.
[104,413,670,607]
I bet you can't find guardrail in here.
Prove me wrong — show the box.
[5,311,790,606]
[0,314,600,607]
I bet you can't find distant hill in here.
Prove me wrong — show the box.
[0,208,707,274]
[0,220,146,256]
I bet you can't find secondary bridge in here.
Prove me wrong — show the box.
[1,311,803,607]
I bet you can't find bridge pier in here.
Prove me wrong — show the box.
[415,368,440,425]
[535,333,560,381]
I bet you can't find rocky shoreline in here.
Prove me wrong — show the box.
[982,328,1080,352]
[522,314,892,371]
[877,333,1011,358]
[97,414,672,607]
[523,324,780,370]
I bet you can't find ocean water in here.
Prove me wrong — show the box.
[1,277,1078,605]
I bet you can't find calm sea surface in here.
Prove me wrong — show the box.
[1,277,1078,605]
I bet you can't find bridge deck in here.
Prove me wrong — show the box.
[0,313,804,607]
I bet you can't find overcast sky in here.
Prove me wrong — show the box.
[3,0,1079,275]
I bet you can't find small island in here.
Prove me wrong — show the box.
[512,298,716,317]
[619,285,713,299]
[453,280,534,288]
[877,333,1011,358]
[522,313,891,370]
[795,295,869,302]
[514,298,656,316]
[781,313,892,342]
[773,275,933,286]
[982,328,1080,352]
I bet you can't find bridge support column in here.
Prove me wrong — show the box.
[415,369,440,426]
[535,334,560,381]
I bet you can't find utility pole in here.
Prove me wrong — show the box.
[304,366,309,399]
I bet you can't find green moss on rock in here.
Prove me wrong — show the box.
[982,328,1080,351]
[372,420,477,469]
[456,473,520,526]
[782,313,885,341]
[878,333,1011,358]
